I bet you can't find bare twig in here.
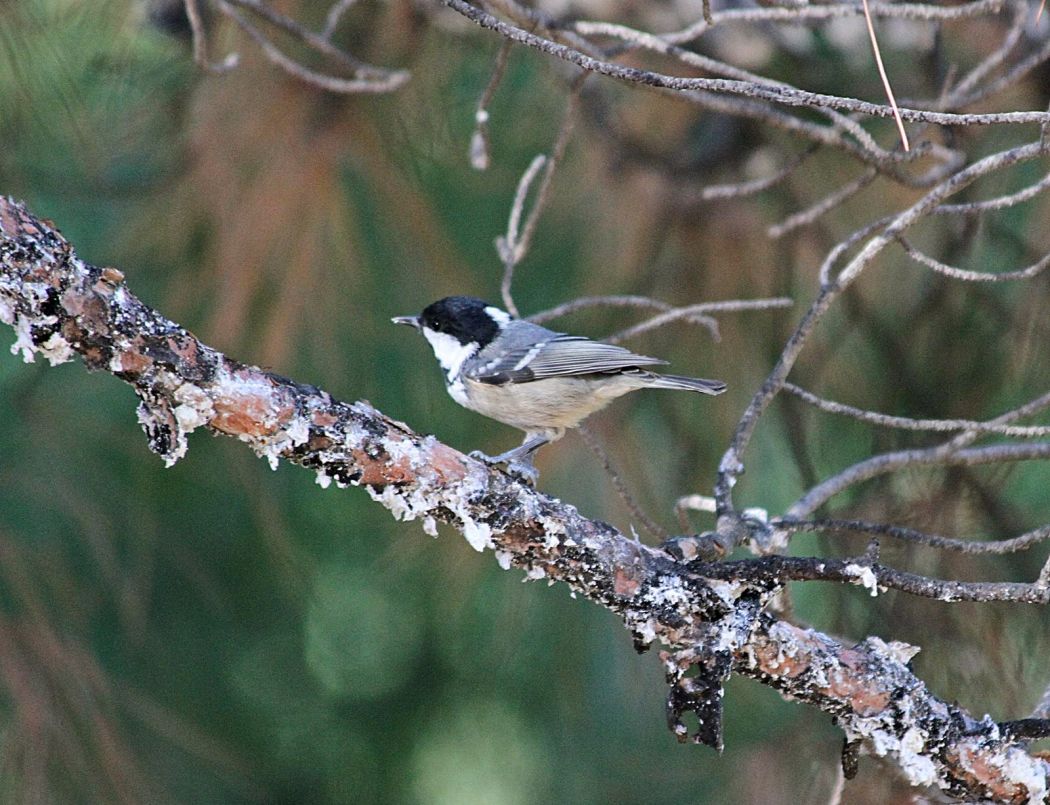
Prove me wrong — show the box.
[185,0,210,67]
[782,382,1050,436]
[694,553,1050,603]
[860,0,910,151]
[775,517,1050,555]
[933,170,1050,215]
[577,425,668,540]
[768,169,878,239]
[571,20,887,160]
[716,140,1049,520]
[217,1,409,93]
[528,295,793,342]
[606,298,794,344]
[498,155,545,315]
[659,0,1006,45]
[782,385,1050,523]
[696,145,820,202]
[899,237,1050,282]
[944,34,1050,110]
[938,0,1028,105]
[497,76,584,313]
[529,295,681,323]
[184,0,239,72]
[222,0,396,76]
[470,40,514,171]
[442,0,1050,128]
[787,442,1050,519]
[322,0,360,39]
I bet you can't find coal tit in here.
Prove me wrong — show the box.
[393,296,726,483]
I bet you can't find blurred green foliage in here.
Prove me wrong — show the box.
[1,0,1049,802]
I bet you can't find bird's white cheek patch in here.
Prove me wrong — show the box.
[421,327,476,379]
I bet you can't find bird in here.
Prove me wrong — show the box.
[393,296,726,483]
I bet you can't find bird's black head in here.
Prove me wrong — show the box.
[418,296,506,347]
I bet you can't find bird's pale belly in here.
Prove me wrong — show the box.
[452,375,640,433]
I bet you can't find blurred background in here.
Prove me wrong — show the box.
[0,0,1049,801]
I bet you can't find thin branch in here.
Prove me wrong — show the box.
[658,0,1006,45]
[528,295,793,341]
[577,425,668,540]
[716,141,1049,518]
[470,40,513,171]
[940,0,1028,105]
[768,169,878,239]
[782,382,1050,437]
[497,75,584,315]
[775,517,1050,555]
[217,1,410,93]
[442,0,1050,128]
[606,298,793,344]
[696,145,820,202]
[694,554,1049,603]
[322,0,360,39]
[511,79,583,259]
[933,170,1050,215]
[223,0,388,75]
[529,295,680,323]
[821,167,1050,284]
[185,0,210,67]
[944,34,1050,111]
[498,155,545,316]
[898,237,1050,282]
[184,0,239,72]
[860,0,910,151]
[787,442,1050,519]
[571,20,888,160]
[687,98,960,191]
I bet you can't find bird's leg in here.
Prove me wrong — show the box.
[470,432,554,486]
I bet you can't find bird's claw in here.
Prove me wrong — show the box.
[468,450,539,486]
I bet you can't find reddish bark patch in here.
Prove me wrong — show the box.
[426,443,469,482]
[614,567,641,596]
[753,639,811,679]
[211,393,278,437]
[99,267,124,285]
[354,449,413,485]
[110,349,153,375]
[824,669,891,716]
[949,745,1030,804]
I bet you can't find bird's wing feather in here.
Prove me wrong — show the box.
[467,333,667,385]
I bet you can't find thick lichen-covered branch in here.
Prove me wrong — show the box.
[0,197,1046,802]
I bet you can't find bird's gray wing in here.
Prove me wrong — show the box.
[467,332,667,385]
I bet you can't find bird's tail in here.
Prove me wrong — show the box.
[642,373,727,395]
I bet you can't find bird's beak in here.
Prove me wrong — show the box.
[391,315,421,329]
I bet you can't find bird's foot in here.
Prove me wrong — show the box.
[469,450,539,486]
